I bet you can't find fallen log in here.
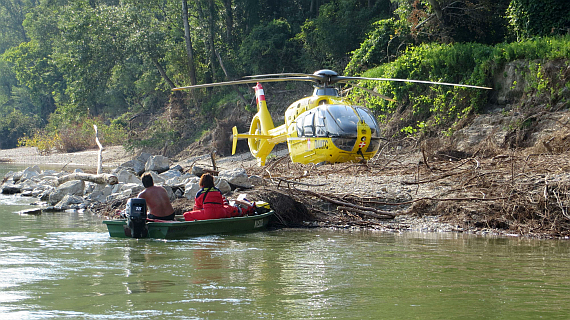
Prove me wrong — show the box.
[337,206,394,219]
[300,189,396,218]
[56,173,118,186]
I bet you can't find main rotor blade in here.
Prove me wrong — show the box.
[243,73,317,79]
[172,77,318,91]
[336,76,493,90]
[349,84,397,102]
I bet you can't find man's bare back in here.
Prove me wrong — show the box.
[138,186,174,218]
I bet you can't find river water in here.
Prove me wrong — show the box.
[2,164,570,319]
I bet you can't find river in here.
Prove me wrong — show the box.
[2,163,570,319]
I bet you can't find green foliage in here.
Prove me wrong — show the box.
[18,116,127,153]
[17,130,59,155]
[0,109,40,149]
[239,19,299,74]
[125,118,180,151]
[489,35,570,63]
[345,18,411,75]
[353,35,569,138]
[507,0,570,40]
[296,0,391,70]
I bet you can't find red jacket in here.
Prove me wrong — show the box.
[184,187,238,221]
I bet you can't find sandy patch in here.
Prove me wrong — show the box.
[0,146,133,170]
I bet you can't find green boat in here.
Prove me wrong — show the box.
[103,211,275,239]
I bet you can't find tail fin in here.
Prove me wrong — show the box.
[232,126,238,155]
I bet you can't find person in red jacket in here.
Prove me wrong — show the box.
[183,173,243,221]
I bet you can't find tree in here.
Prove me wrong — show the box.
[182,0,197,85]
[507,0,570,40]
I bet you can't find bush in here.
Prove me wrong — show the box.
[0,109,40,149]
[507,0,570,40]
[18,130,59,155]
[349,36,570,138]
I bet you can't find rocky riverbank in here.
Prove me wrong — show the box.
[2,140,568,239]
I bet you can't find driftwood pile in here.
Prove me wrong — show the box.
[239,140,570,237]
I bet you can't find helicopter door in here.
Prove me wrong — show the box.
[315,109,327,137]
[302,112,315,136]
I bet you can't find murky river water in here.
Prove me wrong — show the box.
[2,164,570,319]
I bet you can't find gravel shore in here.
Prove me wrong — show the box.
[2,145,566,239]
[0,146,133,169]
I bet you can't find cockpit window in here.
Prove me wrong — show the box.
[322,105,359,137]
[354,106,380,138]
[295,104,380,139]
[314,87,339,97]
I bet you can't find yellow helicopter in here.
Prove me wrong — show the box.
[173,69,491,166]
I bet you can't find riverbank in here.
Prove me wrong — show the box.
[0,146,133,169]
[2,143,569,239]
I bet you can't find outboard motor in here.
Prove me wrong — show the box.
[125,198,148,238]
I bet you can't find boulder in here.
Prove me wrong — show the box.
[48,180,85,205]
[216,179,231,194]
[54,194,85,210]
[191,166,204,177]
[20,167,40,182]
[116,170,143,185]
[117,183,144,196]
[218,168,252,188]
[183,180,201,200]
[1,185,21,194]
[147,171,165,185]
[88,184,113,203]
[159,169,182,182]
[116,159,146,176]
[163,185,176,202]
[136,152,152,165]
[145,155,169,173]
[249,175,265,186]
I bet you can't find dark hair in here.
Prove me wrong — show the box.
[199,173,215,188]
[141,173,154,188]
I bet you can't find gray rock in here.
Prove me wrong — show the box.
[163,186,176,202]
[216,179,231,194]
[116,170,142,185]
[191,166,204,177]
[249,175,264,186]
[49,180,85,205]
[159,169,182,181]
[1,185,21,194]
[147,171,165,185]
[218,168,252,188]
[136,152,152,165]
[183,181,201,200]
[145,155,169,173]
[54,194,85,210]
[116,159,146,176]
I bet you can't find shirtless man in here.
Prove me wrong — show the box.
[137,173,175,220]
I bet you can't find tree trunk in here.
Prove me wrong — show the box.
[182,0,197,85]
[222,0,233,46]
[207,0,217,81]
[427,0,443,22]
[93,124,103,175]
[151,56,176,89]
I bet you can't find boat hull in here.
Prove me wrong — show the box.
[103,211,274,239]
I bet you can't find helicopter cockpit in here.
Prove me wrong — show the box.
[295,104,381,152]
